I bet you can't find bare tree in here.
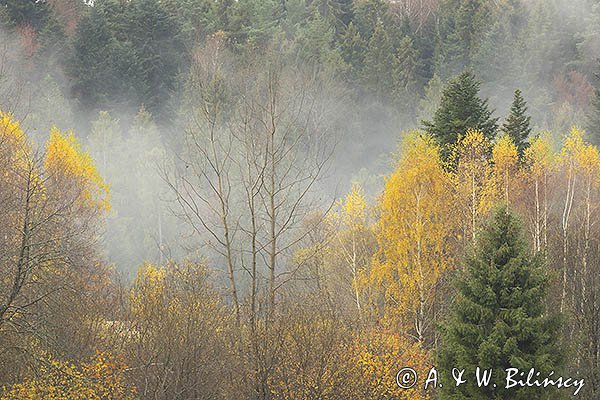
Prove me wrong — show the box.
[166,42,336,323]
[246,54,336,313]
[166,37,242,324]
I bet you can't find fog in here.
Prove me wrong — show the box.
[1,0,598,278]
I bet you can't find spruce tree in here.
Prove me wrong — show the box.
[438,206,562,399]
[71,5,117,109]
[423,71,498,159]
[0,0,51,31]
[361,21,396,99]
[340,22,365,79]
[503,89,532,157]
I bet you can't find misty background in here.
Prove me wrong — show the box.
[0,0,598,278]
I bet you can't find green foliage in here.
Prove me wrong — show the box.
[70,3,121,110]
[0,0,51,31]
[358,19,420,118]
[71,0,187,118]
[307,0,353,36]
[503,89,532,157]
[471,0,526,104]
[86,108,172,276]
[294,11,345,74]
[4,2,600,398]
[434,0,493,79]
[28,75,73,137]
[224,0,281,48]
[577,2,600,77]
[394,36,420,111]
[339,22,365,79]
[423,71,498,158]
[361,21,395,99]
[352,0,388,40]
[161,0,219,43]
[127,0,187,116]
[0,0,67,63]
[438,206,563,399]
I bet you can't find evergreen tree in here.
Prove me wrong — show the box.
[472,0,526,92]
[87,111,123,177]
[352,0,388,40]
[161,0,218,43]
[339,22,365,79]
[126,107,169,269]
[423,70,497,158]
[124,0,187,118]
[295,11,343,74]
[71,0,186,119]
[394,37,419,93]
[224,0,280,48]
[361,21,396,99]
[434,0,492,79]
[503,89,532,157]
[70,4,118,110]
[0,0,51,31]
[438,206,563,399]
[28,75,73,138]
[307,0,353,36]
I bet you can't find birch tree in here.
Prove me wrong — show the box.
[372,132,454,345]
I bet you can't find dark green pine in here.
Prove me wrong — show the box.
[0,0,51,31]
[437,206,563,400]
[503,89,532,158]
[423,71,498,159]
[361,21,396,99]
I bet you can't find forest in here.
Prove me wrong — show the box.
[1,0,600,398]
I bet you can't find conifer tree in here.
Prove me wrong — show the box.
[438,206,563,399]
[423,71,498,159]
[361,21,396,99]
[340,22,365,79]
[503,89,532,157]
[0,0,51,31]
[395,36,419,94]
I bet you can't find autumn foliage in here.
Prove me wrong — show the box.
[2,94,600,397]
[1,352,136,400]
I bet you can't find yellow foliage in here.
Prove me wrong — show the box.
[449,129,489,169]
[0,111,30,154]
[492,134,519,171]
[450,129,494,242]
[130,261,225,326]
[372,132,453,341]
[491,134,520,205]
[336,183,368,227]
[522,133,555,251]
[130,262,170,318]
[0,112,34,176]
[560,127,600,185]
[1,352,136,400]
[44,127,110,211]
[525,133,554,177]
[325,183,377,317]
[351,330,431,399]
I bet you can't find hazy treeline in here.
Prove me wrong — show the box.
[2,0,600,272]
[1,0,600,399]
